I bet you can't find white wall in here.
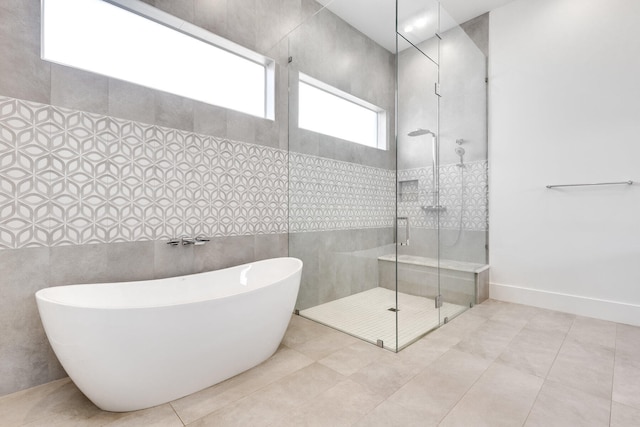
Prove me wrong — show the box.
[489,0,640,325]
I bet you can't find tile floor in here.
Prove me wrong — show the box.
[1,299,639,426]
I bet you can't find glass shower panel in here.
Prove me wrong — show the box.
[397,0,440,63]
[287,0,399,351]
[396,0,444,350]
[436,5,489,315]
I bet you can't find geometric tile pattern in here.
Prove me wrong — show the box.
[0,97,51,248]
[290,153,488,233]
[0,93,488,248]
[398,160,488,231]
[289,152,396,232]
[0,95,288,249]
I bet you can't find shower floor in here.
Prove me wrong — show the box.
[299,287,467,351]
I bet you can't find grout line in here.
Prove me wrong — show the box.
[183,348,314,426]
[609,324,618,427]
[435,358,487,424]
[522,315,576,426]
[169,401,186,426]
[437,314,528,425]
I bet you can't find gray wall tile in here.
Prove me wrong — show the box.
[50,65,109,115]
[150,0,195,22]
[192,234,285,273]
[227,0,258,50]
[193,101,227,138]
[109,79,156,125]
[194,0,228,37]
[255,233,288,261]
[291,228,392,310]
[461,13,489,58]
[192,237,225,273]
[211,235,256,269]
[255,116,280,149]
[0,247,65,395]
[154,92,194,132]
[106,241,155,283]
[153,239,195,279]
[49,244,109,286]
[226,110,257,144]
[289,232,319,309]
[0,0,50,104]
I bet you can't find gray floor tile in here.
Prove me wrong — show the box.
[497,326,566,378]
[187,363,344,427]
[525,309,575,335]
[0,379,100,427]
[524,379,610,427]
[171,346,313,424]
[277,379,385,427]
[568,315,617,349]
[353,400,436,427]
[612,351,640,410]
[387,349,491,425]
[616,323,640,357]
[546,337,614,400]
[454,319,524,361]
[440,362,543,427]
[610,401,640,427]
[318,341,386,376]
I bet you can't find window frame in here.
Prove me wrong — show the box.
[298,73,387,150]
[41,0,275,120]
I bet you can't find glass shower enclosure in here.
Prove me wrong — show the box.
[287,0,489,352]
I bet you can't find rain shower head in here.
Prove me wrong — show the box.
[408,128,435,137]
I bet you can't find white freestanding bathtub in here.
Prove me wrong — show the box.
[35,257,303,412]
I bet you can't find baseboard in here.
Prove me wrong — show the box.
[490,282,640,327]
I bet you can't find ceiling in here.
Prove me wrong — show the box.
[317,0,516,52]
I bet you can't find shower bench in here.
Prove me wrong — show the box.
[377,254,489,306]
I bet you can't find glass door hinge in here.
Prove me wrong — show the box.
[435,295,443,308]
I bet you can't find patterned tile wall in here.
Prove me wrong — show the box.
[398,161,488,231]
[289,153,488,233]
[289,153,396,232]
[0,95,487,249]
[0,96,287,249]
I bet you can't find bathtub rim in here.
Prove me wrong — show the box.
[35,256,303,310]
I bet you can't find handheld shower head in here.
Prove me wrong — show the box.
[408,128,435,137]
[455,146,465,167]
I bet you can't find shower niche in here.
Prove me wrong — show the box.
[287,0,489,351]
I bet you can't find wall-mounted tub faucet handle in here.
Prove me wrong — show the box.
[167,238,181,246]
[194,235,210,246]
[180,235,195,246]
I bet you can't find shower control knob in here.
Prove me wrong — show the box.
[194,235,210,246]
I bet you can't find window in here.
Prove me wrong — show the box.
[298,73,386,149]
[42,0,274,119]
